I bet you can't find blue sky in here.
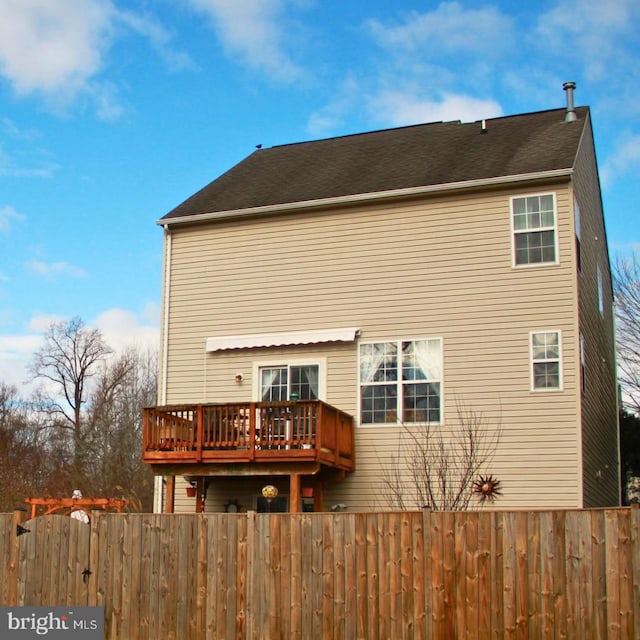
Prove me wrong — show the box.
[1,0,639,391]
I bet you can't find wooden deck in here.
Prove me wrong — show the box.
[143,400,355,472]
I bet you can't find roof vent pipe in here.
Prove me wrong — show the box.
[563,81,578,121]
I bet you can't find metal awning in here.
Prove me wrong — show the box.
[205,327,360,352]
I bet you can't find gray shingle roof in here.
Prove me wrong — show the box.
[161,106,588,221]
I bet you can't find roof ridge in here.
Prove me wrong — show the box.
[265,106,580,151]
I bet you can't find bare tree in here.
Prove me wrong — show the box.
[380,399,502,511]
[28,317,117,482]
[614,251,640,414]
[0,383,58,510]
[84,346,157,510]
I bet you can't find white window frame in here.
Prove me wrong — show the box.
[574,197,582,272]
[252,357,327,402]
[358,338,443,426]
[511,193,559,268]
[597,265,604,316]
[580,333,586,395]
[530,330,563,392]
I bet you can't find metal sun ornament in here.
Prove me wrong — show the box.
[473,475,503,503]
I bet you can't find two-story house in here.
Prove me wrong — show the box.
[144,84,619,513]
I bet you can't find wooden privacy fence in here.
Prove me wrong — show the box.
[0,507,639,639]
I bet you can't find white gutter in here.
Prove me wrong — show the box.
[158,168,574,227]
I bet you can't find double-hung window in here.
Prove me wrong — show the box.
[512,194,557,266]
[259,364,320,401]
[574,197,582,272]
[597,265,604,315]
[530,331,562,390]
[580,334,586,394]
[359,339,442,425]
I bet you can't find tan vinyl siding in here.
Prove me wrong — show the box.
[573,116,619,506]
[163,183,585,510]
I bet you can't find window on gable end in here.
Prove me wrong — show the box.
[512,194,558,266]
[530,331,562,391]
[580,334,586,394]
[574,197,581,272]
[597,265,604,316]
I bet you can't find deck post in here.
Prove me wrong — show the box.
[164,475,175,513]
[195,477,204,513]
[313,481,324,512]
[289,473,302,513]
[196,405,204,462]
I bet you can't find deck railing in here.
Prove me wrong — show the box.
[143,400,355,471]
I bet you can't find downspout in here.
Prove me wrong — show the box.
[160,224,172,406]
[154,225,172,514]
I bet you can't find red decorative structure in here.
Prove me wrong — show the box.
[24,496,128,521]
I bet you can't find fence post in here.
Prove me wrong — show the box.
[245,511,256,640]
[6,509,27,606]
[196,514,208,638]
[630,504,640,638]
[87,510,101,608]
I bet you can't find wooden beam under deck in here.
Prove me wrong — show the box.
[151,461,322,478]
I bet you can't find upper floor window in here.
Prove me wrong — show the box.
[260,364,319,401]
[530,331,562,391]
[597,265,604,315]
[580,334,586,394]
[359,339,442,425]
[574,197,582,272]
[512,194,557,266]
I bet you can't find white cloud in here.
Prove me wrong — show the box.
[27,314,66,333]
[0,138,60,177]
[0,0,114,101]
[0,332,42,389]
[335,3,509,134]
[369,91,503,127]
[140,301,161,326]
[0,205,24,233]
[117,9,194,73]
[0,160,60,178]
[366,2,513,57]
[0,1,192,117]
[88,81,125,122]
[93,307,160,353]
[1,117,40,142]
[601,133,640,188]
[25,260,87,278]
[535,0,640,81]
[186,0,301,83]
[306,76,360,136]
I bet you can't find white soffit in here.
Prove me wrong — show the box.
[206,327,360,352]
